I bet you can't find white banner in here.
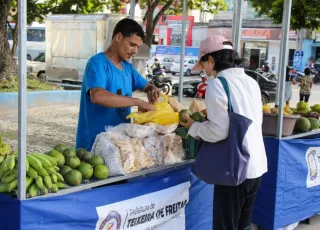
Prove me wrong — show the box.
[306,147,320,188]
[95,182,190,230]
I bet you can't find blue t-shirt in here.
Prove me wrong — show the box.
[76,52,148,151]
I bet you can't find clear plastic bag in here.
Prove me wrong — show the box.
[142,135,164,166]
[126,95,179,125]
[91,133,126,176]
[106,124,155,139]
[113,139,138,174]
[161,133,186,164]
[130,139,155,169]
[147,123,178,135]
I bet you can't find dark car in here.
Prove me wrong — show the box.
[171,79,201,97]
[245,70,277,104]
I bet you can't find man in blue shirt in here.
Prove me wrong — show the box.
[76,18,159,151]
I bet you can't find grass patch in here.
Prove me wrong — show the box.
[0,77,62,92]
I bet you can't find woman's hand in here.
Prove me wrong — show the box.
[180,113,194,128]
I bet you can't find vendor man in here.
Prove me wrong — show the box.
[76,18,159,151]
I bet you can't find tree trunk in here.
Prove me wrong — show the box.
[11,15,18,57]
[0,0,17,81]
[144,10,154,47]
[143,1,174,47]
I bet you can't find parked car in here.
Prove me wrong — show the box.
[171,79,202,97]
[146,56,174,73]
[245,70,277,104]
[27,52,46,80]
[170,58,201,76]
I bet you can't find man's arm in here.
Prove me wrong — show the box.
[90,88,155,111]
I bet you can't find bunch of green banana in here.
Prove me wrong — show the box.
[0,152,67,198]
[0,134,12,156]
[26,153,67,197]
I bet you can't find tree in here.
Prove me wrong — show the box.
[108,0,228,47]
[248,0,320,31]
[0,0,108,81]
[0,0,16,81]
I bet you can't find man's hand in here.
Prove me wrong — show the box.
[137,99,155,112]
[144,83,161,104]
[180,113,194,128]
[147,89,161,104]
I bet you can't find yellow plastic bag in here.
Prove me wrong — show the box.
[126,95,179,125]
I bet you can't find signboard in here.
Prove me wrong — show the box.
[155,45,198,57]
[208,28,297,41]
[167,20,190,29]
[306,147,320,188]
[95,182,190,230]
[293,51,304,71]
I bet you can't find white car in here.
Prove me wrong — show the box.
[170,58,200,76]
[146,56,175,73]
[27,53,46,79]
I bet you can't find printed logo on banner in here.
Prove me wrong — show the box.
[99,211,121,230]
[306,147,320,188]
[95,182,190,230]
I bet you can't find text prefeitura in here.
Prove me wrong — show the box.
[127,200,188,228]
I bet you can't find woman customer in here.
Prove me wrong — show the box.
[180,35,268,230]
[299,67,312,103]
[284,66,296,106]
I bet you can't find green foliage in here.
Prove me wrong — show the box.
[248,0,320,30]
[107,0,228,46]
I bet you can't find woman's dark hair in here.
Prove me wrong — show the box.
[200,49,243,72]
[304,67,311,75]
[112,18,145,40]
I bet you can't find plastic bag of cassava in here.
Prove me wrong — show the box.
[126,95,179,125]
[91,133,126,176]
[147,123,178,135]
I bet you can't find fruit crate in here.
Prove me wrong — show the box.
[175,127,201,159]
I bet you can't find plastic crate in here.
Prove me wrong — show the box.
[175,127,201,159]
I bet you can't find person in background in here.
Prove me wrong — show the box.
[150,58,162,75]
[299,67,312,103]
[180,35,267,230]
[76,18,160,151]
[284,66,296,106]
[263,60,270,73]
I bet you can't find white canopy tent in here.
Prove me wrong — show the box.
[16,0,293,200]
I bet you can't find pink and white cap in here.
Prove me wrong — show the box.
[192,35,233,71]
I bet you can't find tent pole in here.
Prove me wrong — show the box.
[130,0,135,19]
[232,0,243,53]
[178,0,188,103]
[18,0,27,200]
[276,0,292,139]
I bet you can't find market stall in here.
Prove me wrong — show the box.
[0,0,217,229]
[250,0,320,229]
[3,0,320,229]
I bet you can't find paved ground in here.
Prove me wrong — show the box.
[1,76,320,229]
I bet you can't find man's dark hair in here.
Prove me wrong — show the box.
[304,67,311,75]
[112,18,145,40]
[201,49,243,72]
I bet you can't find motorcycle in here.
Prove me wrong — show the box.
[196,74,207,98]
[146,68,172,95]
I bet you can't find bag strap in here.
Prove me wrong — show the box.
[218,77,234,113]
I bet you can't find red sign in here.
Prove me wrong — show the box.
[208,28,297,41]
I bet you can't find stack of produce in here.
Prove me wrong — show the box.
[263,104,293,115]
[47,144,109,187]
[0,151,67,198]
[0,138,110,198]
[292,102,320,119]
